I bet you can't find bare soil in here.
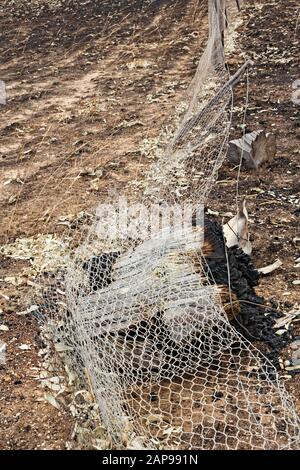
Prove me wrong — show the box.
[0,0,299,450]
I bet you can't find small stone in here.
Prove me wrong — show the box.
[284,360,290,367]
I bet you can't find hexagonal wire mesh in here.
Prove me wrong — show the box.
[34,0,300,450]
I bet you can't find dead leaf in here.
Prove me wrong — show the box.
[258,259,282,275]
[145,413,164,424]
[44,393,61,409]
[275,329,287,336]
[285,365,300,371]
[0,341,6,365]
[0,292,10,301]
[8,195,17,205]
[89,178,101,191]
[19,344,31,350]
[223,198,252,255]
[3,276,25,286]
[274,311,300,330]
[127,437,146,450]
[16,305,39,315]
[162,426,182,436]
[293,237,300,247]
[1,235,70,277]
[54,343,73,352]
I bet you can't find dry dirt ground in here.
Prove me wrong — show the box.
[0,0,299,450]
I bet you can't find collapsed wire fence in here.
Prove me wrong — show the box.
[35,0,300,450]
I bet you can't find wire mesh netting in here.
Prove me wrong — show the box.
[13,0,300,449]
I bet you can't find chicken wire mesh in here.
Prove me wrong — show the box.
[24,0,300,450]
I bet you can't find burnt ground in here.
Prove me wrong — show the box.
[212,0,300,408]
[0,0,299,450]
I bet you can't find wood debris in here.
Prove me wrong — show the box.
[228,130,276,169]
